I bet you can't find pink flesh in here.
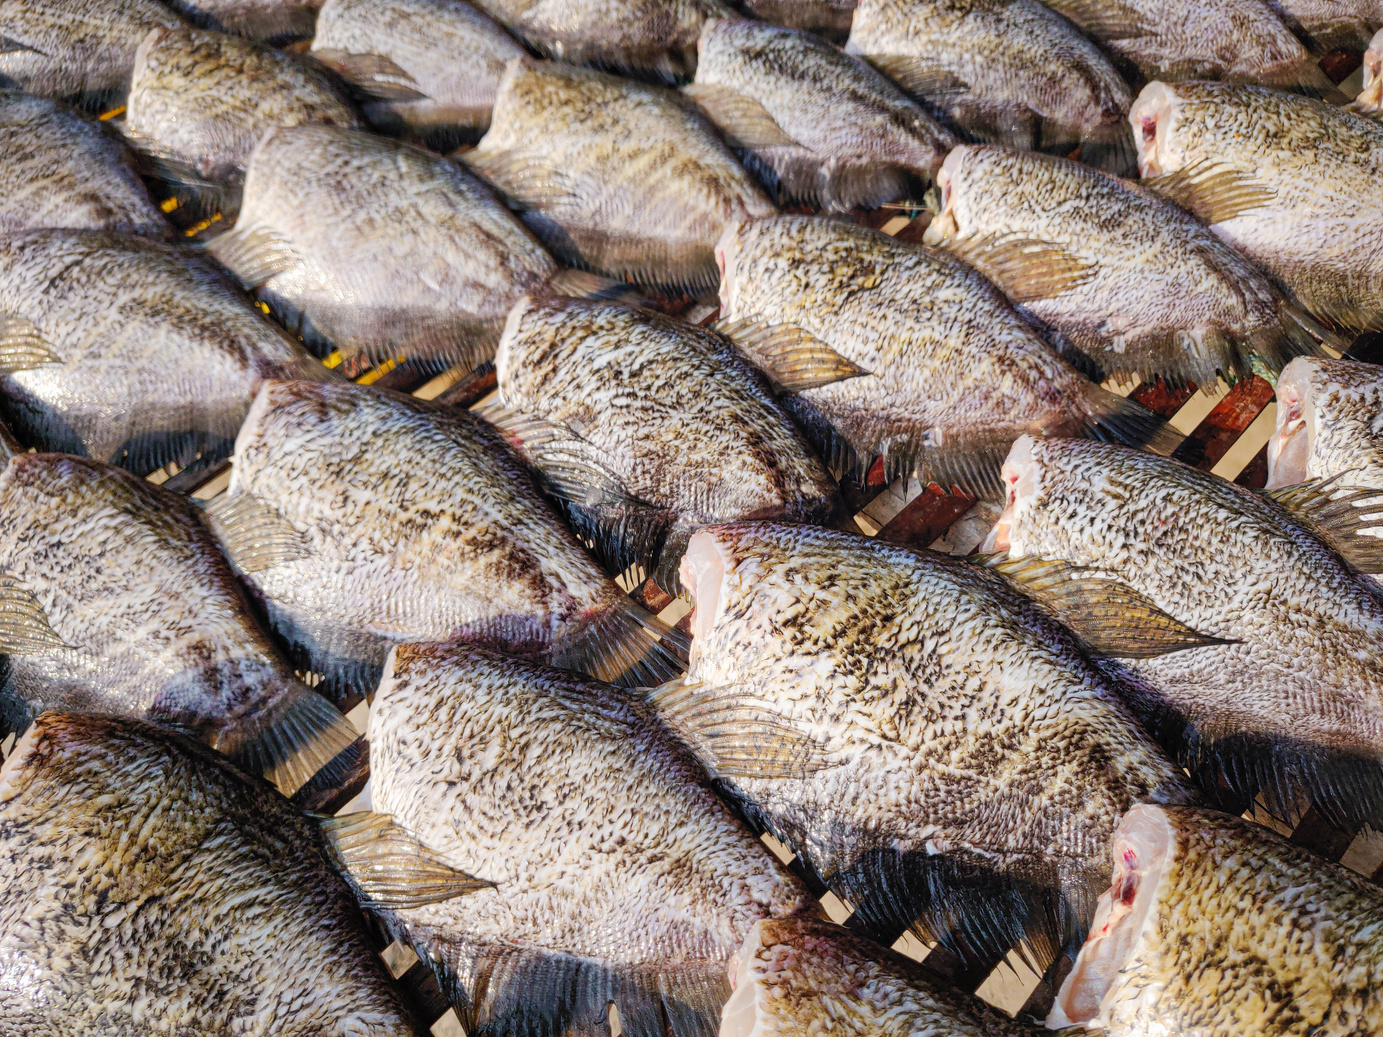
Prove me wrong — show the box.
[982,436,1036,553]
[718,925,765,1037]
[680,531,728,645]
[1129,83,1175,178]
[1265,385,1309,489]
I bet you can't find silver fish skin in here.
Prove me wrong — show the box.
[986,435,1383,827]
[466,0,735,80]
[1267,356,1383,489]
[1351,26,1383,110]
[364,642,810,1037]
[1133,80,1383,331]
[1269,0,1382,49]
[721,918,1040,1037]
[0,90,166,237]
[1039,0,1336,94]
[124,27,360,185]
[0,454,358,797]
[162,0,320,40]
[1051,805,1383,1035]
[688,19,955,211]
[493,295,840,588]
[465,58,777,291]
[311,0,525,140]
[0,229,332,476]
[0,712,416,1036]
[923,144,1329,387]
[212,379,686,699]
[671,521,1194,969]
[844,0,1135,171]
[0,0,184,103]
[715,215,1178,496]
[208,124,558,371]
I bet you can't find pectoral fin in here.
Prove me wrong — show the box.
[312,49,428,101]
[1143,160,1275,225]
[682,83,799,149]
[0,573,69,654]
[201,492,309,573]
[714,318,870,392]
[944,233,1095,303]
[0,314,62,374]
[319,812,491,909]
[1264,478,1383,572]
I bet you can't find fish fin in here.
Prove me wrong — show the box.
[203,224,301,288]
[0,36,42,55]
[546,268,648,306]
[119,127,236,212]
[980,554,1232,657]
[1142,159,1276,225]
[216,685,360,798]
[310,49,428,101]
[713,317,870,392]
[1041,0,1150,38]
[0,573,70,653]
[0,313,63,373]
[319,812,491,909]
[200,492,310,573]
[559,499,674,587]
[681,82,799,149]
[865,56,970,105]
[745,147,911,211]
[870,430,1008,500]
[1076,381,1184,456]
[460,149,581,212]
[1269,60,1350,102]
[1263,478,1383,572]
[775,394,869,482]
[645,678,830,780]
[1079,121,1139,178]
[944,233,1095,304]
[553,598,689,689]
[475,402,633,506]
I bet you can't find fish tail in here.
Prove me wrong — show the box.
[1076,381,1184,456]
[552,598,690,689]
[215,684,361,801]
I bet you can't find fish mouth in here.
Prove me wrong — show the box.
[920,147,964,245]
[679,529,730,655]
[1360,42,1383,108]
[1049,804,1173,1029]
[1129,82,1177,179]
[1264,362,1312,489]
[981,434,1040,554]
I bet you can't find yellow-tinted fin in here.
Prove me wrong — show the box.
[201,492,310,573]
[864,55,970,105]
[945,232,1095,304]
[1142,160,1276,225]
[203,225,300,289]
[715,317,870,392]
[0,572,70,653]
[319,811,491,909]
[1264,478,1383,573]
[979,553,1233,657]
[0,314,62,373]
[311,49,427,101]
[681,82,799,149]
[1042,0,1150,39]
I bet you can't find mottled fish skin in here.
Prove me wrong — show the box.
[721,918,1039,1037]
[1051,805,1383,1035]
[1041,0,1333,93]
[715,215,1176,495]
[215,124,557,370]
[0,0,184,103]
[494,296,840,587]
[368,643,810,1037]
[0,454,357,796]
[125,27,359,184]
[988,435,1383,826]
[1269,0,1382,49]
[844,0,1134,169]
[1133,80,1383,331]
[311,0,525,140]
[0,90,166,237]
[1351,27,1383,109]
[689,19,955,211]
[162,0,321,40]
[741,0,857,32]
[0,712,417,1036]
[217,379,682,698]
[1267,356,1383,489]
[465,58,777,291]
[0,229,332,476]
[673,522,1194,969]
[923,144,1323,387]
[466,0,735,80]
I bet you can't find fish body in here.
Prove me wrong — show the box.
[466,0,735,80]
[209,125,558,371]
[210,379,686,699]
[0,90,166,237]
[670,521,1194,968]
[465,58,777,292]
[688,19,955,211]
[0,0,184,104]
[162,0,320,39]
[0,454,358,797]
[1041,0,1335,93]
[1268,356,1383,489]
[124,27,359,186]
[1051,804,1383,1035]
[923,144,1328,387]
[844,0,1135,171]
[722,918,1040,1037]
[1132,80,1383,331]
[492,295,839,589]
[311,0,525,143]
[988,435,1383,827]
[0,229,331,476]
[0,712,414,1035]
[363,642,809,1037]
[1270,0,1382,48]
[715,215,1178,494]
[741,0,857,32]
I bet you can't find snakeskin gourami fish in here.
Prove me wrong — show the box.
[1268,356,1383,489]
[162,0,321,40]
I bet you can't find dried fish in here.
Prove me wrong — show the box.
[1267,356,1383,489]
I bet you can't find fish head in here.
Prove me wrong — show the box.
[982,433,1043,554]
[1265,357,1318,489]
[714,218,753,315]
[1359,29,1383,109]
[919,145,971,246]
[1129,81,1188,179]
[679,528,729,656]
